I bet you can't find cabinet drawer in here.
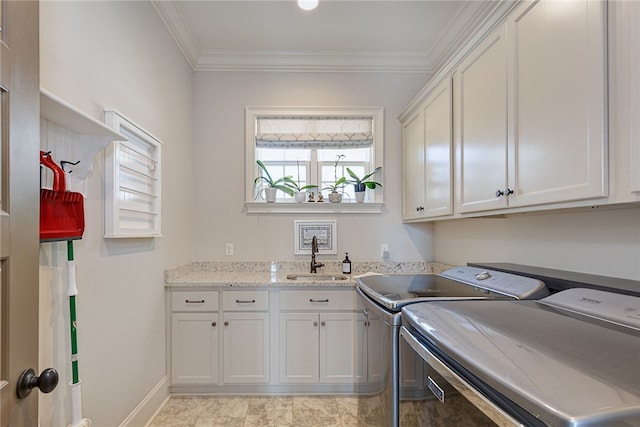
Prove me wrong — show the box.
[172,290,219,312]
[222,291,269,311]
[280,290,357,311]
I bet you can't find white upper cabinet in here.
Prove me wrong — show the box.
[401,78,453,220]
[454,24,509,213]
[452,0,608,214]
[423,79,453,217]
[505,0,607,208]
[401,108,426,220]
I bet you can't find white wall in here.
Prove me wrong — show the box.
[434,206,640,281]
[192,71,435,263]
[39,2,194,426]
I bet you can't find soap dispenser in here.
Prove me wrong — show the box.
[342,252,351,274]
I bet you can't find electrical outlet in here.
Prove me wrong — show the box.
[381,244,389,259]
[225,243,234,256]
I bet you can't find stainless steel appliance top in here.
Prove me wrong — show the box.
[355,266,548,311]
[401,288,640,427]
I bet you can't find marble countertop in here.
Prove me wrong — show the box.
[165,261,450,288]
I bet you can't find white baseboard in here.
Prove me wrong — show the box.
[119,375,169,427]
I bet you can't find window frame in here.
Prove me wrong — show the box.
[244,106,384,214]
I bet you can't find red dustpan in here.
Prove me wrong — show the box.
[40,151,85,241]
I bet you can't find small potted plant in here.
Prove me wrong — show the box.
[291,159,317,202]
[254,160,295,202]
[323,154,347,203]
[346,166,382,203]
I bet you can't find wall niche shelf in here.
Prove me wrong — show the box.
[40,89,127,195]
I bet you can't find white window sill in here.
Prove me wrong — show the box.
[244,202,384,214]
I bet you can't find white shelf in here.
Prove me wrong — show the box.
[39,89,128,191]
[244,202,384,214]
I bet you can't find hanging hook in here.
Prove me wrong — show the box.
[60,160,80,173]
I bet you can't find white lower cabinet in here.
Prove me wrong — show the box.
[223,312,269,384]
[170,290,220,384]
[279,289,361,385]
[170,289,269,385]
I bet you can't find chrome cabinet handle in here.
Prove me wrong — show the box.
[235,299,256,303]
[309,298,329,303]
[185,299,205,304]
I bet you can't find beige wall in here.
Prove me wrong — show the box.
[192,71,435,263]
[434,206,640,281]
[39,2,194,426]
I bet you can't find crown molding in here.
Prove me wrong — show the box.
[195,49,434,73]
[152,0,507,74]
[151,0,200,69]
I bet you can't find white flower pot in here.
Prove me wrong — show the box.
[294,191,306,203]
[265,187,278,203]
[355,191,366,203]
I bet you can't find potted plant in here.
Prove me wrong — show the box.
[254,160,295,202]
[346,166,382,203]
[291,159,317,202]
[323,154,347,203]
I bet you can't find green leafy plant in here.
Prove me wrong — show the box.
[254,160,295,198]
[345,166,383,190]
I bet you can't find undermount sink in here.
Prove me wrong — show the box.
[286,274,348,281]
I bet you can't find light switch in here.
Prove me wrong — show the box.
[225,243,234,256]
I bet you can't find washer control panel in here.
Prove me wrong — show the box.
[439,266,548,300]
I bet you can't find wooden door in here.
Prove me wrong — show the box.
[0,1,44,426]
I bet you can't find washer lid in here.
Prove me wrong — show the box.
[356,266,548,311]
[401,290,640,427]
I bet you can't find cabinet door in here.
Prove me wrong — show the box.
[319,312,359,384]
[401,108,426,220]
[455,24,509,213]
[507,0,607,207]
[423,78,453,217]
[171,313,219,384]
[279,313,319,383]
[222,312,269,384]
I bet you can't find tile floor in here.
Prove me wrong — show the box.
[148,395,358,427]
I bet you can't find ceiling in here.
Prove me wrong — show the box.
[152,0,500,73]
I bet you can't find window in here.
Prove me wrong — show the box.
[245,107,384,211]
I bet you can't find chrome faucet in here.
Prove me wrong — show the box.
[310,235,324,273]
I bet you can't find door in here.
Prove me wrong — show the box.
[423,78,453,217]
[401,109,425,220]
[1,1,44,426]
[319,312,358,384]
[222,312,269,384]
[507,0,607,207]
[171,313,219,384]
[455,23,508,213]
[279,312,318,383]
